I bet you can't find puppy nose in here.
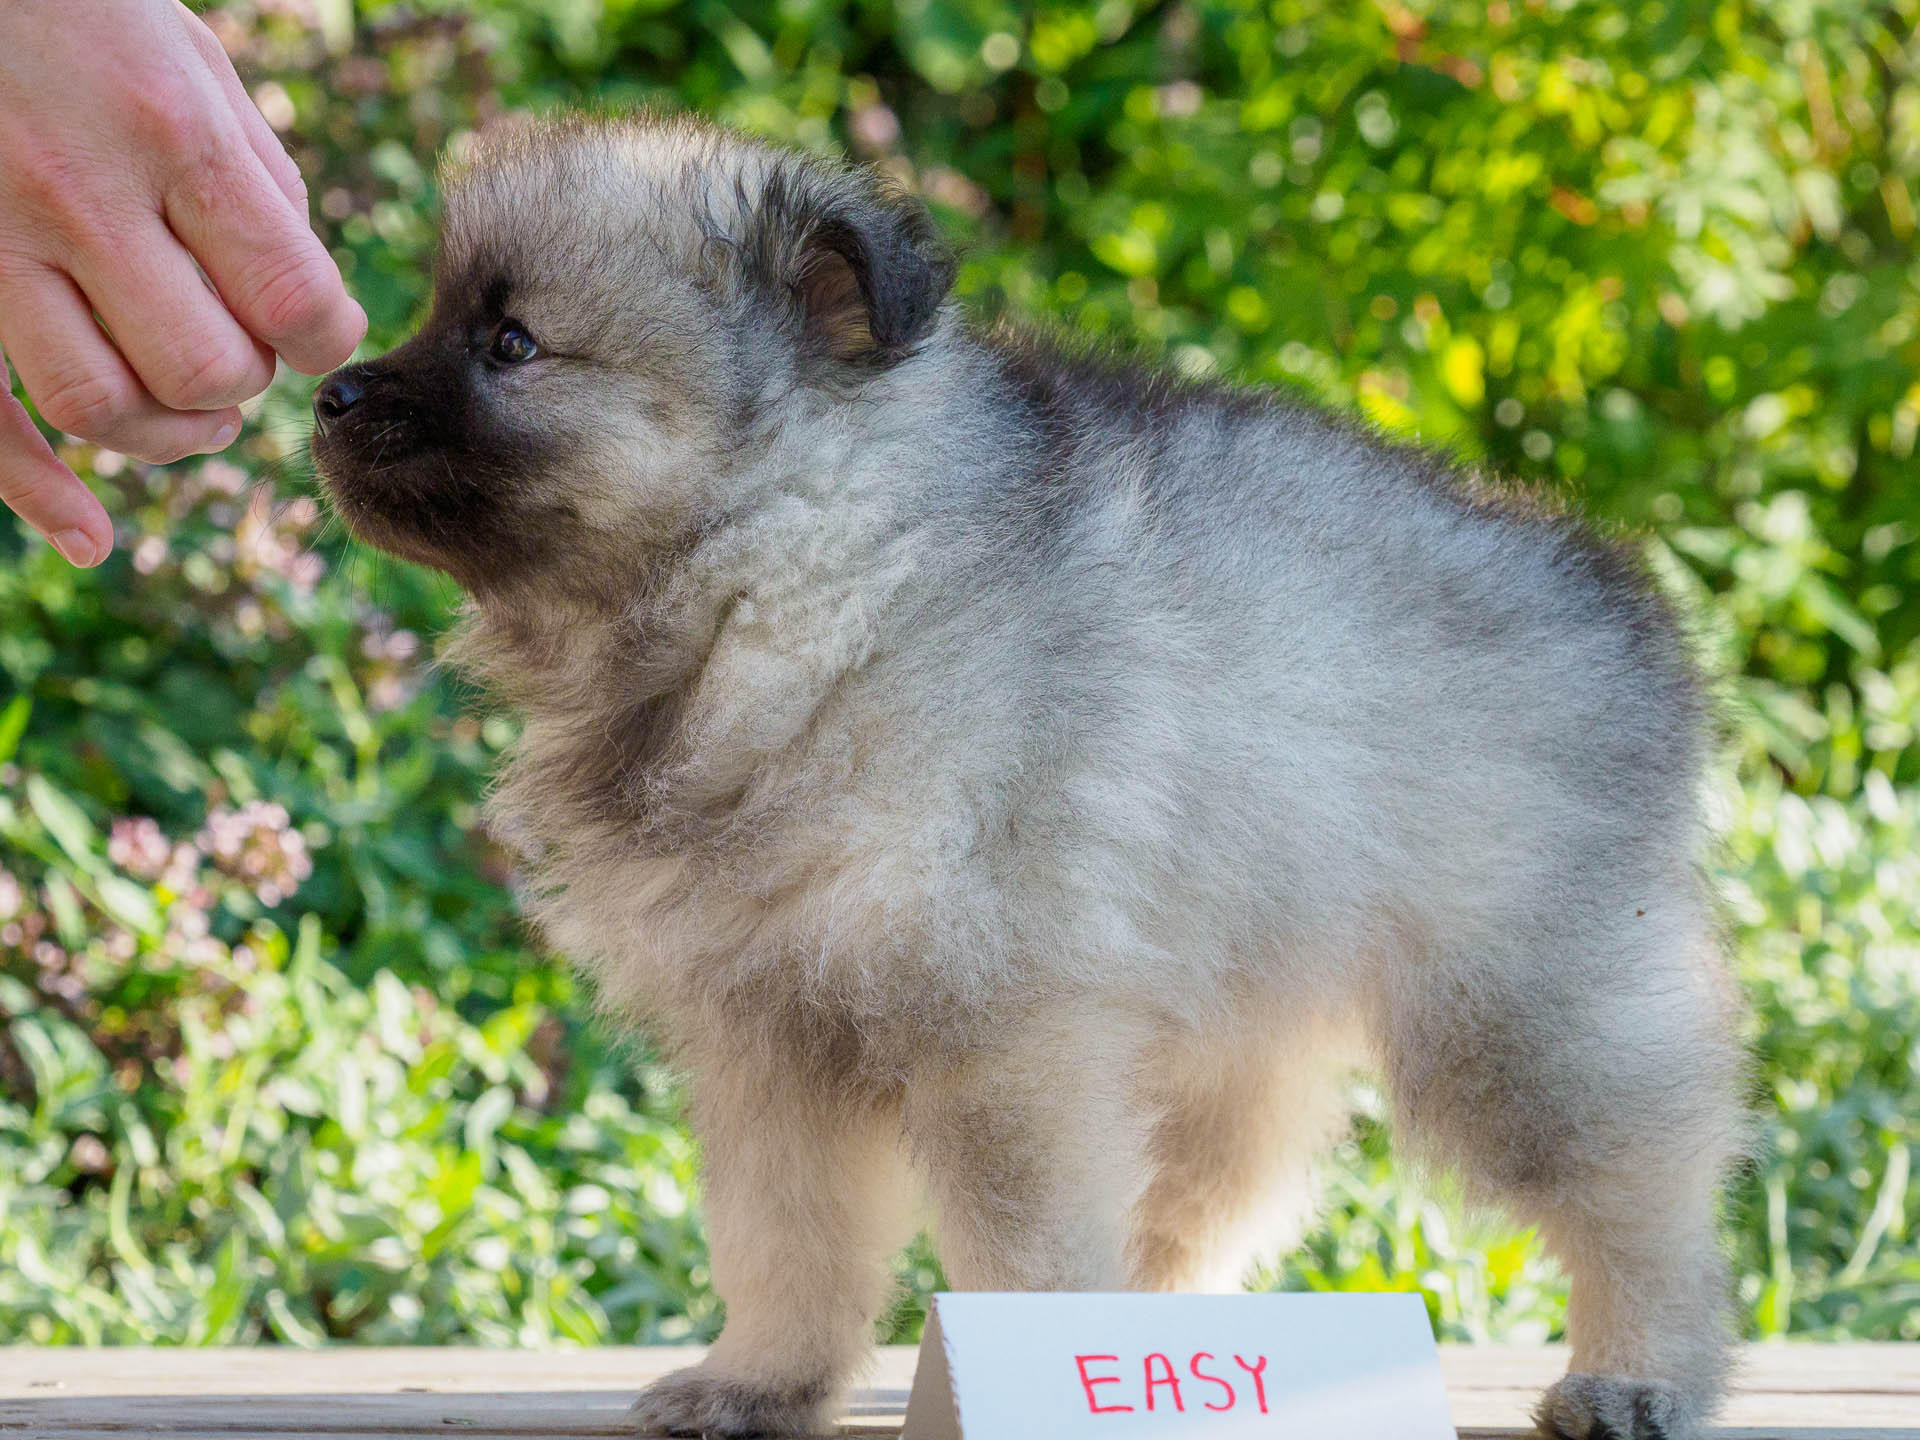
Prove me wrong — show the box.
[313,371,365,431]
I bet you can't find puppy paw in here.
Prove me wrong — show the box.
[1534,1373,1698,1440]
[630,1364,832,1438]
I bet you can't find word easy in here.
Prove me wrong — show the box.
[899,1292,1456,1440]
[1073,1352,1270,1415]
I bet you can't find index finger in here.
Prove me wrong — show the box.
[164,132,366,375]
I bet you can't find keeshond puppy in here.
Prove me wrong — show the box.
[311,113,1749,1440]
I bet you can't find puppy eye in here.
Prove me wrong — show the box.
[490,321,540,364]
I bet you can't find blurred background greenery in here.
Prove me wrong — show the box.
[3,0,1917,1348]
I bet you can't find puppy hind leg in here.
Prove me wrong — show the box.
[1529,1158,1736,1440]
[1382,917,1747,1440]
[1131,1037,1356,1293]
[630,1062,917,1439]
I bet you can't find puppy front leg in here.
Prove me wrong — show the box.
[631,1064,915,1438]
[905,1006,1155,1292]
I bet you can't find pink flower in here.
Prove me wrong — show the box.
[108,817,174,880]
[197,800,314,906]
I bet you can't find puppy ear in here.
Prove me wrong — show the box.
[756,167,955,366]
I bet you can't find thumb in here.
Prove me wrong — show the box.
[0,386,112,566]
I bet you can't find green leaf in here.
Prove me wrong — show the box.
[25,774,100,871]
[0,694,29,765]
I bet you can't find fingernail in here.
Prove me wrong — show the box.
[50,528,102,567]
[206,421,240,453]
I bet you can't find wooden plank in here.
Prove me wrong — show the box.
[1441,1345,1920,1437]
[0,1345,1914,1437]
[0,1349,898,1437]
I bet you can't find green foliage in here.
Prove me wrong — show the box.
[0,445,714,1346]
[4,0,1917,1347]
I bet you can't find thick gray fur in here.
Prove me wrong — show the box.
[309,112,1752,1440]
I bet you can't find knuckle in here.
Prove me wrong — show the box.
[153,333,266,410]
[128,82,215,155]
[0,252,37,293]
[0,432,59,508]
[171,132,253,217]
[9,147,94,226]
[0,460,68,512]
[236,242,334,340]
[35,366,135,440]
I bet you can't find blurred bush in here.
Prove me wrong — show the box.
[3,0,1916,1345]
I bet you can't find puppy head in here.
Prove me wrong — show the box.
[310,112,954,594]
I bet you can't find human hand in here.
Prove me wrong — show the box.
[0,0,366,566]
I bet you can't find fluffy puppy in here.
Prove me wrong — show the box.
[311,112,1749,1440]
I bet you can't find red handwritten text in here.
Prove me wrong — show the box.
[1072,1352,1273,1415]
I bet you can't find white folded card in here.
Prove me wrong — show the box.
[901,1291,1457,1438]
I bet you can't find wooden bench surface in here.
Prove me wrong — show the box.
[0,1344,1913,1437]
